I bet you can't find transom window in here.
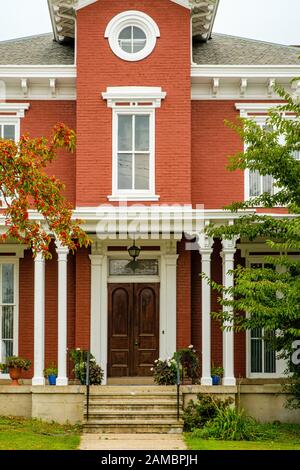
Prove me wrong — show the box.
[109,259,159,276]
[117,114,151,191]
[0,262,18,373]
[118,26,147,54]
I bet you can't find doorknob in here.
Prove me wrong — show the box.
[134,339,139,347]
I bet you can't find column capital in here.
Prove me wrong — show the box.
[35,251,45,262]
[221,236,238,255]
[89,254,106,266]
[198,233,214,256]
[163,254,179,266]
[55,240,69,258]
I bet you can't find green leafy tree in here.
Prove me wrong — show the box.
[205,83,300,408]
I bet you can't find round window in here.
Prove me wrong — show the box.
[118,26,147,54]
[105,11,160,62]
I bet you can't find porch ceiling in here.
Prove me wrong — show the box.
[47,0,220,43]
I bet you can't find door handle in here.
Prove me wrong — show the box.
[134,339,139,347]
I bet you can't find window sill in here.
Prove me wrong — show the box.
[108,194,160,202]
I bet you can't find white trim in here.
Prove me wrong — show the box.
[89,239,178,383]
[102,86,166,108]
[104,11,160,62]
[110,108,156,200]
[32,253,45,386]
[56,243,69,386]
[191,65,300,78]
[0,257,19,379]
[235,102,285,116]
[0,103,30,118]
[0,65,76,78]
[75,0,98,10]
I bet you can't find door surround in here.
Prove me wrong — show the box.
[89,239,178,384]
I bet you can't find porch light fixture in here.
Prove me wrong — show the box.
[128,242,141,262]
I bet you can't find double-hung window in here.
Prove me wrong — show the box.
[247,260,285,378]
[102,86,166,201]
[0,120,18,208]
[0,260,18,375]
[117,112,153,193]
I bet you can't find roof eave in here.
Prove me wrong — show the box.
[48,0,219,43]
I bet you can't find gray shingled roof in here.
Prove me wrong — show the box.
[0,32,299,66]
[193,33,300,65]
[0,33,74,65]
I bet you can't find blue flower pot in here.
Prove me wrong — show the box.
[212,375,221,386]
[48,375,57,386]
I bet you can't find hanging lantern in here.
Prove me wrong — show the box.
[128,242,141,262]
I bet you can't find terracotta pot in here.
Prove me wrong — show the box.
[9,367,22,386]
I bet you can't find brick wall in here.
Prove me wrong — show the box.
[76,0,191,206]
[177,238,191,349]
[20,100,76,206]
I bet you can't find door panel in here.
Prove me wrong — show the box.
[133,284,159,376]
[108,284,132,377]
[108,283,159,377]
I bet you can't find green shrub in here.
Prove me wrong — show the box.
[152,358,177,385]
[69,349,104,385]
[183,393,234,431]
[194,407,276,441]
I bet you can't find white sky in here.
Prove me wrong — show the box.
[0,0,299,45]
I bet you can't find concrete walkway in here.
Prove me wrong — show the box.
[80,434,187,450]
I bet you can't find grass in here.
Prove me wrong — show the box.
[185,423,300,451]
[0,416,82,450]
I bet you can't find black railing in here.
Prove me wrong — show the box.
[175,356,181,421]
[85,351,90,422]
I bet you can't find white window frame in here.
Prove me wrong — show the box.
[104,11,160,62]
[0,257,19,379]
[235,103,296,202]
[112,108,155,200]
[102,87,166,201]
[245,256,287,379]
[0,117,20,209]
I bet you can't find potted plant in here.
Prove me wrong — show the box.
[174,345,200,384]
[0,356,31,386]
[151,358,178,385]
[44,363,58,386]
[69,349,104,385]
[211,365,224,385]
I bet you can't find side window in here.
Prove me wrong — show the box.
[0,122,17,208]
[248,261,285,377]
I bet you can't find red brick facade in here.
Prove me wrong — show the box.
[1,0,287,382]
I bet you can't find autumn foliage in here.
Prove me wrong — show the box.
[0,123,90,258]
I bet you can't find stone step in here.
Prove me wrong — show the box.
[84,401,182,412]
[84,410,182,420]
[83,420,183,434]
[87,386,178,394]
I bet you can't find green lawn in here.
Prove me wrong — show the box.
[185,423,300,451]
[0,416,82,450]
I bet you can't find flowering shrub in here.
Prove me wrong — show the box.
[174,345,200,382]
[152,358,178,385]
[69,348,103,385]
[0,356,31,372]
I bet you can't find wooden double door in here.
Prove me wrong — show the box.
[108,283,159,377]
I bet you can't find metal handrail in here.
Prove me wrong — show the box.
[85,351,90,422]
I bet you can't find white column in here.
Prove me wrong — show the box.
[56,242,69,386]
[89,253,107,384]
[32,252,45,386]
[199,237,214,386]
[221,237,237,386]
[160,251,178,360]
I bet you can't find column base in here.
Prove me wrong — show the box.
[201,377,213,386]
[32,377,45,386]
[56,377,68,386]
[222,377,236,386]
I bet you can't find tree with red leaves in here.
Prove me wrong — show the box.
[0,123,90,258]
